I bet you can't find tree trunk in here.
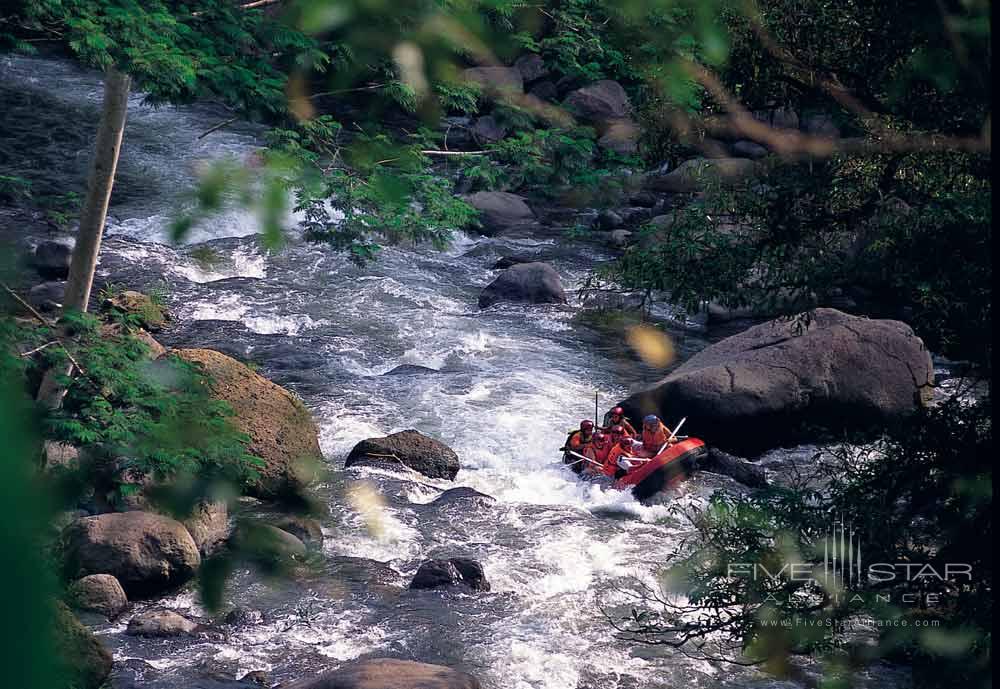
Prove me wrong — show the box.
[36,68,131,409]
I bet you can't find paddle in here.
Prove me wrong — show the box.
[564,450,603,468]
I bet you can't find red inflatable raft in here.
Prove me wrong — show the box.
[563,437,707,500]
[612,438,707,500]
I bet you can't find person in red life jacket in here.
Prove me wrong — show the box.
[584,431,612,474]
[565,420,595,456]
[605,434,641,477]
[638,414,674,458]
[603,406,637,437]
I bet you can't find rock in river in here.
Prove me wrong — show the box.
[346,429,461,480]
[478,262,566,308]
[61,512,201,597]
[126,609,199,637]
[410,558,490,592]
[67,574,128,620]
[461,191,536,236]
[619,309,934,456]
[176,348,323,499]
[282,658,481,689]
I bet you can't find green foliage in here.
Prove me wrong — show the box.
[615,397,992,686]
[5,0,320,119]
[30,312,262,498]
[598,151,991,366]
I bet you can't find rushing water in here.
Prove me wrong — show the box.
[2,56,914,689]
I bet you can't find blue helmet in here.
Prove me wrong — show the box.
[643,414,659,425]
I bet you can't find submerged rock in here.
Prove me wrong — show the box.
[67,574,128,620]
[701,448,769,488]
[175,348,322,499]
[126,609,198,637]
[231,522,308,564]
[54,601,113,689]
[410,558,490,592]
[492,254,534,270]
[619,309,935,455]
[429,487,496,507]
[282,658,481,689]
[61,511,201,597]
[346,429,460,480]
[384,364,440,376]
[478,262,566,309]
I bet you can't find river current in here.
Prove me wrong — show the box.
[1,56,910,689]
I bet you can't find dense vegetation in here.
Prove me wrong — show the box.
[0,1,991,688]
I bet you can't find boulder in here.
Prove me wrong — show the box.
[608,229,633,248]
[491,255,534,270]
[731,140,769,159]
[460,67,523,95]
[101,290,171,331]
[461,191,535,236]
[802,113,840,138]
[281,658,481,689]
[514,54,549,83]
[274,515,324,548]
[32,240,72,279]
[598,118,640,155]
[529,80,559,102]
[618,309,935,456]
[175,348,322,499]
[563,80,631,122]
[646,157,758,193]
[231,522,308,564]
[478,262,566,309]
[67,574,128,620]
[100,322,166,358]
[27,281,65,311]
[62,512,201,597]
[410,558,490,592]
[470,115,507,144]
[429,487,496,508]
[596,209,623,230]
[183,501,230,555]
[126,609,198,637]
[702,448,769,488]
[345,429,460,480]
[753,107,799,130]
[54,602,114,689]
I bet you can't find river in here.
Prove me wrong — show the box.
[1,55,909,689]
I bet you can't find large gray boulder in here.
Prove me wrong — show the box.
[346,430,461,480]
[183,501,230,556]
[478,262,566,308]
[462,191,535,236]
[646,157,758,193]
[281,658,481,689]
[61,512,201,597]
[619,309,934,455]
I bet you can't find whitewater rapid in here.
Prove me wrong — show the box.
[2,55,906,689]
